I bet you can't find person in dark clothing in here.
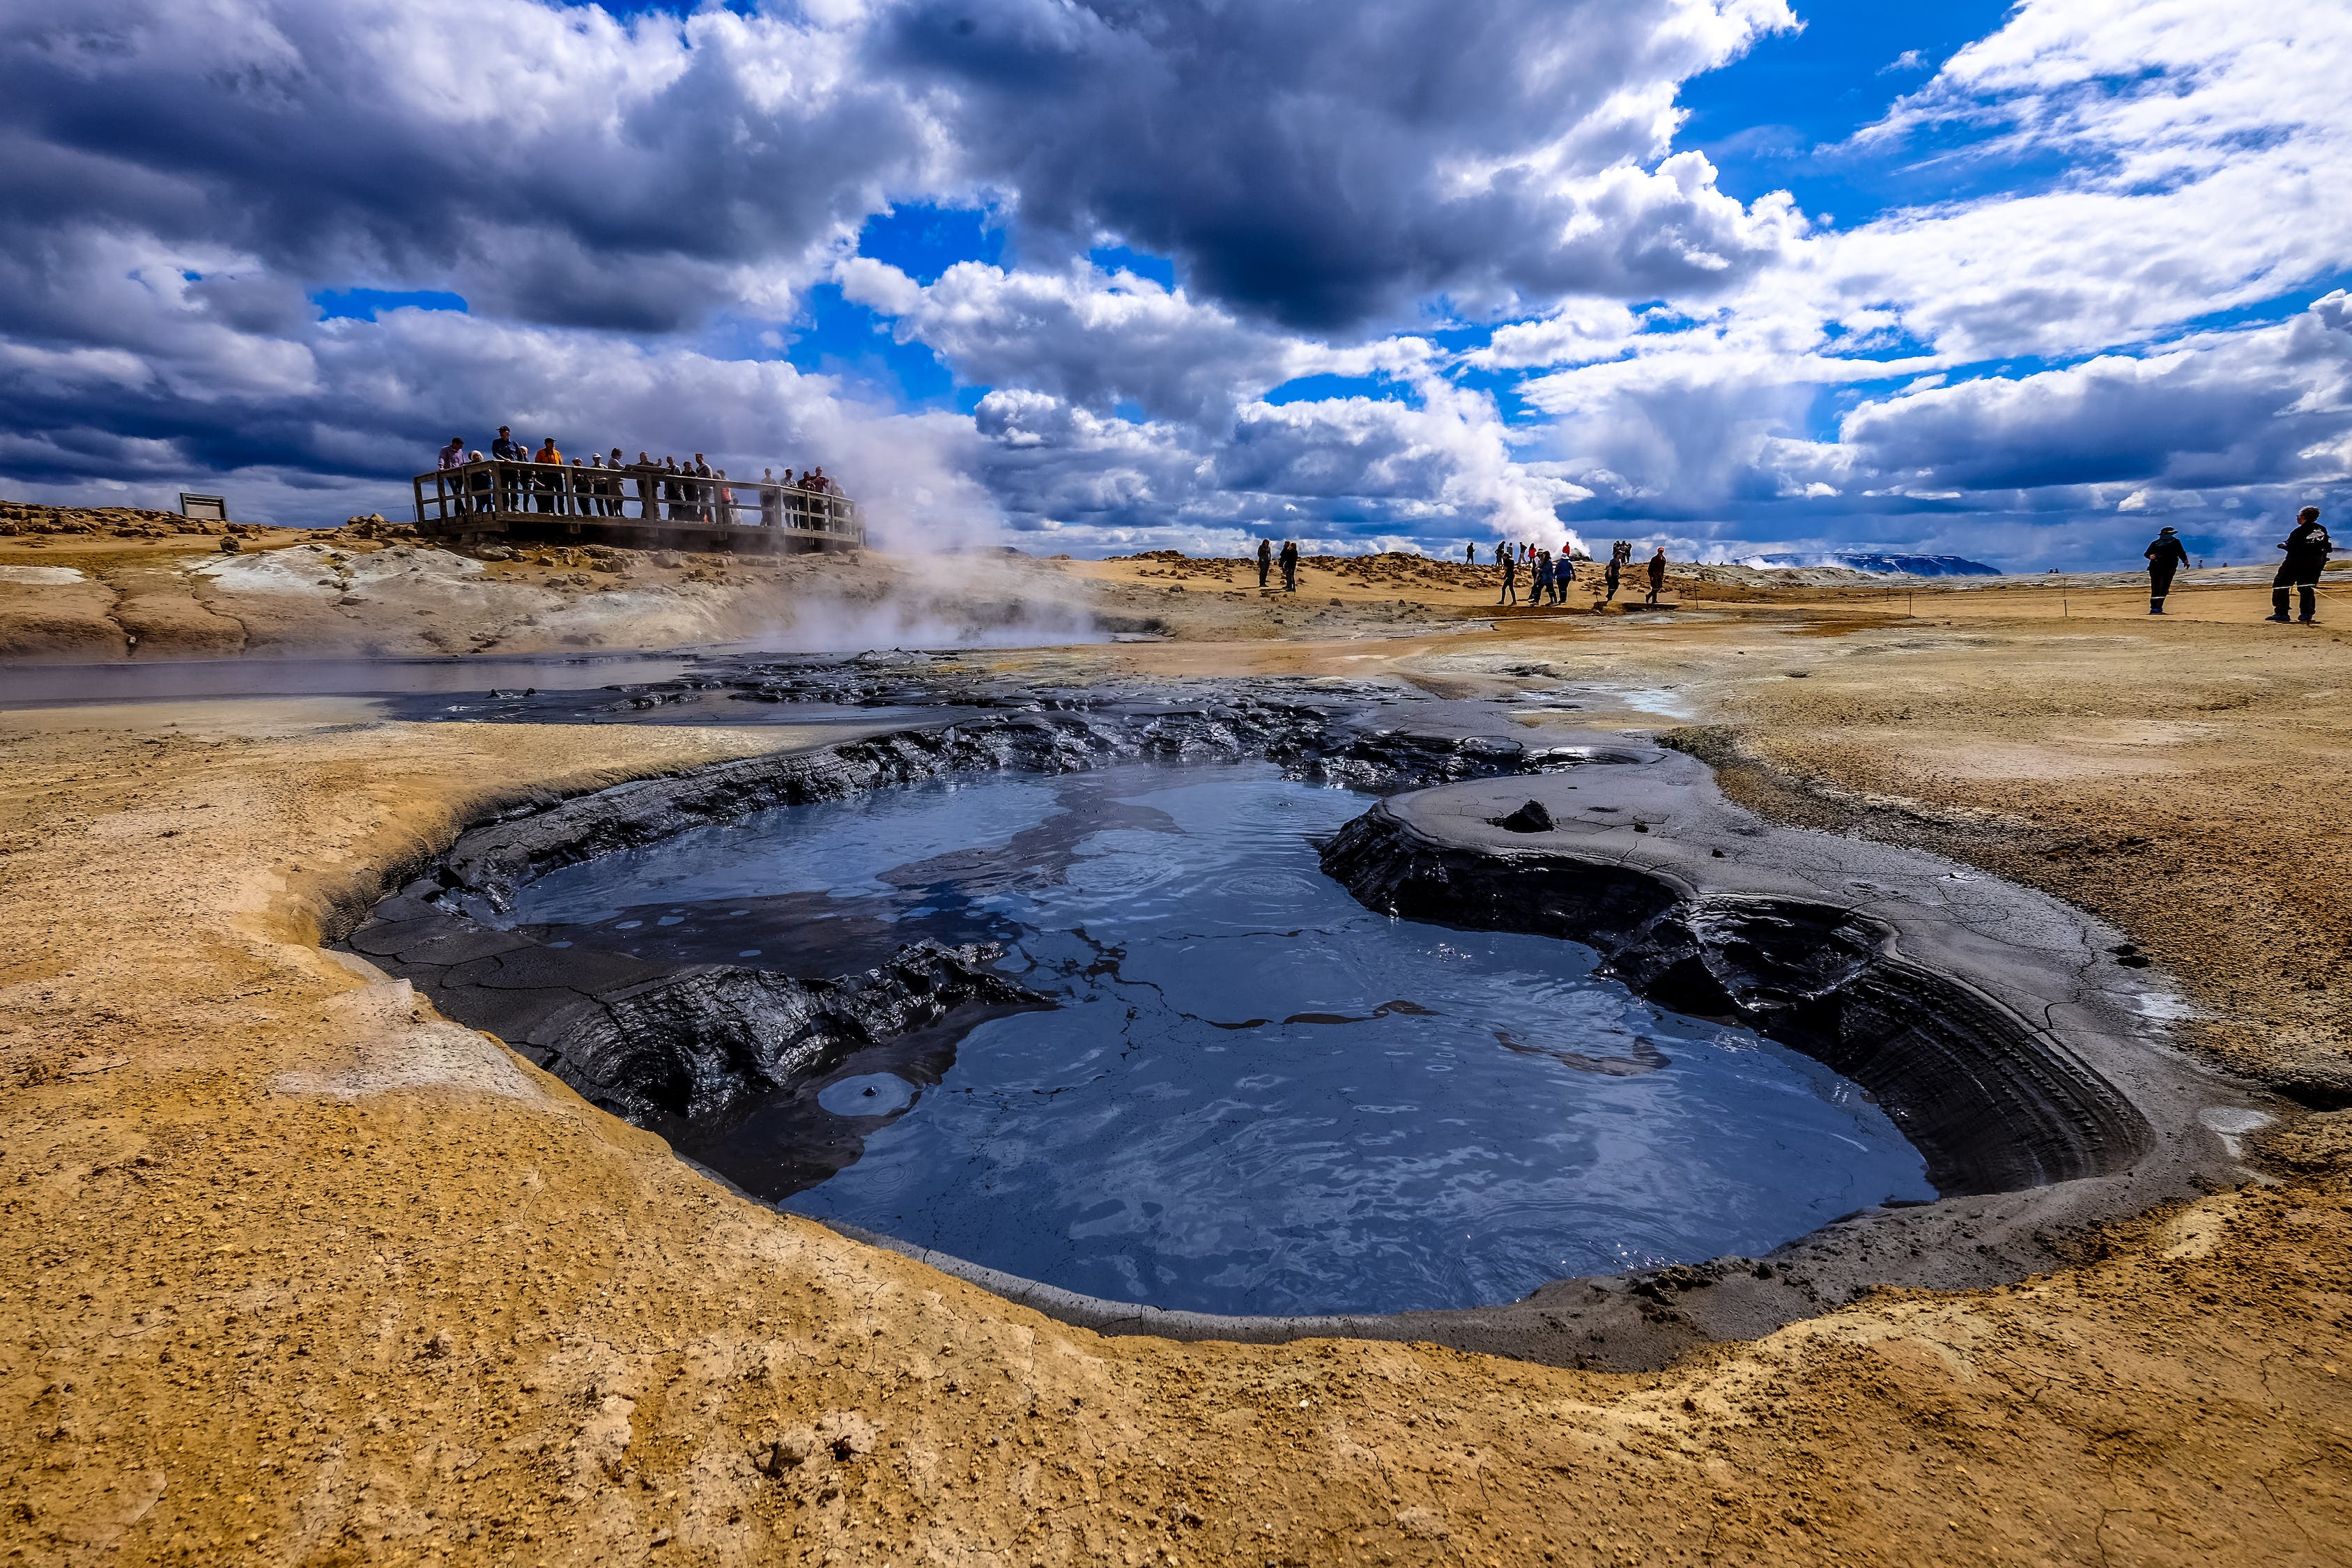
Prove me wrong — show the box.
[1530,549,1552,606]
[2268,507,2336,624]
[1603,541,1627,603]
[1553,549,1575,604]
[1465,543,1476,565]
[1257,538,1272,588]
[1277,539,1299,592]
[2144,525,2190,614]
[1645,546,1667,605]
[1498,548,1518,605]
[491,426,525,512]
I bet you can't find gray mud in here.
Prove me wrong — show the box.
[337,656,2277,1369]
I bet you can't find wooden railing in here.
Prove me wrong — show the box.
[411,459,861,541]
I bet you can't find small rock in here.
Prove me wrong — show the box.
[218,536,243,553]
[752,1430,814,1475]
[1496,800,1553,833]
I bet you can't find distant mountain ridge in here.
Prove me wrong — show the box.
[1752,552,2001,578]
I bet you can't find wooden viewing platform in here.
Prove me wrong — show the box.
[411,459,862,553]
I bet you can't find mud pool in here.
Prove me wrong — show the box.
[503,763,1932,1316]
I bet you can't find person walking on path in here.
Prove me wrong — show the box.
[1498,546,1518,605]
[1645,546,1667,605]
[1603,541,1627,604]
[1530,549,1552,606]
[1278,539,1299,592]
[1553,548,1575,604]
[2144,525,2190,614]
[2268,507,2337,624]
[1257,538,1272,588]
[1465,543,1475,565]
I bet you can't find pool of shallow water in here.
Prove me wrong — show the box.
[507,763,1932,1316]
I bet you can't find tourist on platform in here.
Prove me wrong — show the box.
[1257,538,1272,587]
[717,471,737,526]
[2144,525,2190,615]
[691,454,714,522]
[438,436,469,514]
[1278,539,1299,592]
[491,426,525,512]
[569,457,592,517]
[606,449,626,516]
[532,438,564,513]
[633,452,656,520]
[1645,546,1667,605]
[468,453,493,515]
[2268,507,2337,624]
[760,468,780,528]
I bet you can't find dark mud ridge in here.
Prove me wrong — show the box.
[345,667,2274,1370]
[349,678,1558,1125]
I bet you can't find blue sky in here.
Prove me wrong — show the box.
[2,0,2346,567]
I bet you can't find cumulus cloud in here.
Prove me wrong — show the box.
[0,0,2344,569]
[0,0,929,330]
[1838,298,2352,496]
[879,0,1802,329]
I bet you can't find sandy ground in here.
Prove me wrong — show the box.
[2,560,2351,1565]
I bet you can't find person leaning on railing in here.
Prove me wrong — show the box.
[436,437,468,515]
[529,437,562,513]
[491,426,525,512]
[633,453,656,520]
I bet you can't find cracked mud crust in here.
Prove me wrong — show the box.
[2,594,2350,1565]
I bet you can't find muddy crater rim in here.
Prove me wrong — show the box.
[339,674,2267,1369]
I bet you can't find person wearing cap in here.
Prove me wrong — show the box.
[2144,525,2190,615]
[2268,507,2338,624]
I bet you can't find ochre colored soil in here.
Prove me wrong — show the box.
[2,577,2350,1565]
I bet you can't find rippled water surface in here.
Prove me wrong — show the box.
[510,763,1932,1315]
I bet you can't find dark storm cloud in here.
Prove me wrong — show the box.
[882,0,1800,330]
[0,0,933,332]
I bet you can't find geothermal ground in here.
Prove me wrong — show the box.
[1,525,2349,1566]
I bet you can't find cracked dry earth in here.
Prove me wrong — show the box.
[2,601,2351,1566]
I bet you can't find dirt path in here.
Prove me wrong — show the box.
[1,604,2349,1565]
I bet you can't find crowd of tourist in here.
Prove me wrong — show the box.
[1462,537,1666,606]
[431,429,844,528]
